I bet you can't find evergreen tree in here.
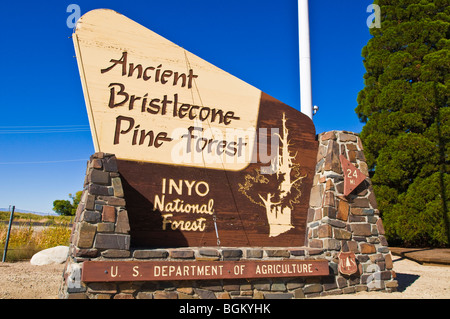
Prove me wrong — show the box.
[356,0,449,246]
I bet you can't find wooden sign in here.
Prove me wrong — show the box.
[73,9,260,171]
[338,251,357,275]
[339,155,366,197]
[73,10,318,248]
[81,260,329,282]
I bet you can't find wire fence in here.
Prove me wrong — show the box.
[0,217,72,262]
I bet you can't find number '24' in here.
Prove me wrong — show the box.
[347,169,358,179]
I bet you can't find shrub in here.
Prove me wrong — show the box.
[34,223,71,249]
[0,223,71,262]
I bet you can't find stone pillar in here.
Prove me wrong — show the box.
[59,152,131,298]
[306,131,398,294]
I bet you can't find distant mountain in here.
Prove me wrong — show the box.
[0,208,58,216]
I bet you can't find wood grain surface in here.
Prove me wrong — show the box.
[118,93,317,248]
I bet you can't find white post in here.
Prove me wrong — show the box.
[298,0,313,119]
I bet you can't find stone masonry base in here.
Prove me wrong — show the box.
[59,131,398,299]
[59,246,395,299]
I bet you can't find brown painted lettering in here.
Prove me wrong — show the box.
[114,115,134,144]
[101,51,128,75]
[108,83,129,108]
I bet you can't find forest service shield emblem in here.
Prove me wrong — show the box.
[338,251,358,275]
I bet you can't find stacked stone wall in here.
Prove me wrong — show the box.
[306,131,397,294]
[61,247,335,299]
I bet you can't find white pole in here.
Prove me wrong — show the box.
[298,0,313,119]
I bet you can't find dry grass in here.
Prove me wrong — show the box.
[0,223,71,262]
[0,211,73,224]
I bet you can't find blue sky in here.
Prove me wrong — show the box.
[0,0,374,214]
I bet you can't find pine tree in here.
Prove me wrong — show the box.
[356,0,449,246]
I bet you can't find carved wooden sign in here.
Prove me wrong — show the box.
[73,9,318,248]
[81,260,329,282]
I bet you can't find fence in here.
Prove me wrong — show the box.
[0,207,72,262]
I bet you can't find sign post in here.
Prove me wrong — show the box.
[2,206,15,262]
[298,0,313,119]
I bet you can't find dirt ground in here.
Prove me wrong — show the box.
[0,255,448,299]
[319,255,450,299]
[0,262,65,299]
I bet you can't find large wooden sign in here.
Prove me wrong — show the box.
[81,260,329,282]
[74,10,317,248]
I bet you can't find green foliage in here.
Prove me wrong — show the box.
[52,191,82,216]
[356,0,449,246]
[383,172,450,246]
[52,200,73,216]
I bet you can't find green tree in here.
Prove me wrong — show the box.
[52,191,83,216]
[356,0,449,247]
[69,191,83,215]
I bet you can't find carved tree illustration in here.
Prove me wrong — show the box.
[238,113,306,237]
